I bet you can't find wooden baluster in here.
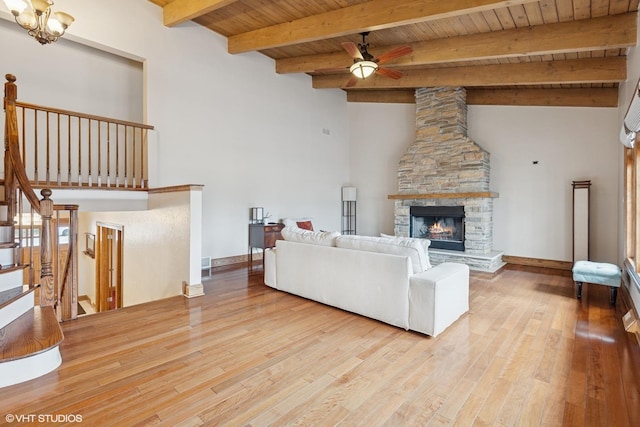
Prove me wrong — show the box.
[34,109,38,184]
[67,115,71,185]
[133,127,137,188]
[39,189,56,312]
[56,112,61,185]
[107,122,111,187]
[115,124,120,188]
[97,120,102,186]
[124,125,129,188]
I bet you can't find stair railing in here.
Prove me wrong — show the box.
[11,82,154,190]
[5,74,78,320]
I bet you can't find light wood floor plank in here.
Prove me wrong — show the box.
[1,265,639,425]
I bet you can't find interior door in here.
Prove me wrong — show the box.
[95,223,123,312]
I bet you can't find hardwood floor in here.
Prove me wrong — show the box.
[1,264,639,426]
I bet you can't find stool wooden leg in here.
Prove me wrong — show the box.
[576,282,582,299]
[610,287,618,306]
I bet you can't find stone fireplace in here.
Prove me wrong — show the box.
[391,87,504,272]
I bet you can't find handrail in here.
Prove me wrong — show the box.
[6,101,41,211]
[4,74,78,319]
[15,100,155,130]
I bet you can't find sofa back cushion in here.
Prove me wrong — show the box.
[281,226,340,246]
[335,235,429,274]
[380,234,432,270]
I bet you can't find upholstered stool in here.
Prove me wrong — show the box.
[572,260,622,305]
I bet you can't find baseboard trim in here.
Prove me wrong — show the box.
[502,255,573,271]
[211,253,264,268]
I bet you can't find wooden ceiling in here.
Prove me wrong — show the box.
[148,0,639,106]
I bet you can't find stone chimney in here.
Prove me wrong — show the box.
[398,87,490,194]
[393,87,502,271]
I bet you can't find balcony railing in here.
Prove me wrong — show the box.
[13,100,154,190]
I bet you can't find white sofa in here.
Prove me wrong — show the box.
[264,228,469,336]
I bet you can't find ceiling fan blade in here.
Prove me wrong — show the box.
[376,67,403,80]
[344,75,359,88]
[342,42,363,60]
[376,45,413,64]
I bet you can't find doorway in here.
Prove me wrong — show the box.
[95,222,123,312]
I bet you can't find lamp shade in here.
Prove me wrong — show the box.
[250,207,264,223]
[350,61,378,79]
[342,186,357,201]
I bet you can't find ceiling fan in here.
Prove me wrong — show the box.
[316,32,413,88]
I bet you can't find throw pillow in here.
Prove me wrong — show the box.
[281,226,340,246]
[283,217,316,230]
[296,220,314,231]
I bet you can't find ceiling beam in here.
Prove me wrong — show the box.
[345,88,618,107]
[312,57,626,89]
[277,13,636,74]
[162,0,239,27]
[466,88,618,107]
[227,0,539,54]
[346,91,416,104]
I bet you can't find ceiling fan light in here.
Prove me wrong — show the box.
[350,60,378,79]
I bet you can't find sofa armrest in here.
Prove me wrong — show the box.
[408,262,469,336]
[264,248,277,288]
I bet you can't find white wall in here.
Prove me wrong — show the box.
[0,0,349,262]
[348,102,415,236]
[78,189,197,306]
[348,101,620,264]
[468,106,619,263]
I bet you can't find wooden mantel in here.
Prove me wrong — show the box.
[388,192,499,200]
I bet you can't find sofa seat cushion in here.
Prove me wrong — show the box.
[336,235,429,274]
[281,226,341,247]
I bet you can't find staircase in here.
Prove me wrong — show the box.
[0,202,63,388]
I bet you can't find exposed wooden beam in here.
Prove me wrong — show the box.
[162,0,239,27]
[312,57,626,89]
[227,0,538,54]
[277,13,637,74]
[346,90,415,104]
[466,88,618,107]
[345,88,619,107]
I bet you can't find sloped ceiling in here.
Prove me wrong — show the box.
[148,0,639,106]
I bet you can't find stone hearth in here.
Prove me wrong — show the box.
[391,87,504,272]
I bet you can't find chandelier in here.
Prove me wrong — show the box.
[3,0,74,45]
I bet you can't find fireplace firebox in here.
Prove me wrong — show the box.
[410,206,465,251]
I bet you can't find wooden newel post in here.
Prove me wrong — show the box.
[39,188,56,307]
[4,75,17,221]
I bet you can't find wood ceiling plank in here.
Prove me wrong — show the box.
[227,0,540,53]
[162,0,240,27]
[311,57,626,89]
[276,13,636,74]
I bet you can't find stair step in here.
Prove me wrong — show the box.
[0,285,35,330]
[0,266,27,293]
[0,306,63,361]
[0,306,63,387]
